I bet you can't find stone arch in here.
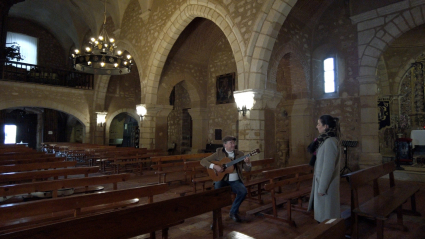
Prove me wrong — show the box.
[357,6,425,80]
[268,43,310,95]
[93,75,111,111]
[92,40,142,111]
[118,39,145,96]
[246,0,294,90]
[353,3,425,166]
[0,99,90,142]
[157,73,202,108]
[143,1,246,105]
[105,108,139,146]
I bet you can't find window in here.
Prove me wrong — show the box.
[324,57,335,93]
[4,125,17,144]
[6,32,38,65]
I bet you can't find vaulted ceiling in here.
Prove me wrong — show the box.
[8,0,150,52]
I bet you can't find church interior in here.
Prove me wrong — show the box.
[1,0,425,238]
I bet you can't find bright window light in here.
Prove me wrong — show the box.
[324,57,335,93]
[4,125,17,144]
[6,32,38,66]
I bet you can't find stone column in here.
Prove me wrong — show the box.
[358,75,381,168]
[36,111,43,151]
[140,104,172,149]
[188,108,209,153]
[287,99,314,166]
[154,105,173,151]
[236,90,282,160]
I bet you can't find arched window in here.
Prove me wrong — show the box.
[324,57,335,93]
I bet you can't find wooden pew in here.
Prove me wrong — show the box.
[0,173,131,199]
[0,161,77,173]
[0,184,168,233]
[185,158,276,198]
[184,160,212,193]
[243,158,275,204]
[0,147,35,154]
[0,166,99,183]
[294,218,346,239]
[343,161,420,239]
[0,187,233,239]
[0,157,64,166]
[109,154,151,174]
[262,164,313,227]
[0,152,52,160]
[0,144,28,149]
[151,153,212,184]
[93,148,148,171]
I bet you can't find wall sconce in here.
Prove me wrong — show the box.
[234,91,255,116]
[96,112,107,127]
[136,104,147,121]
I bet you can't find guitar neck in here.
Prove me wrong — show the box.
[225,154,250,167]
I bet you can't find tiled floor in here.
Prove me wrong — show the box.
[100,169,425,239]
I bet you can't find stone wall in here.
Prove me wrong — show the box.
[311,0,361,169]
[207,34,238,144]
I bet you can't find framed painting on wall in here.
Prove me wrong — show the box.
[216,72,235,104]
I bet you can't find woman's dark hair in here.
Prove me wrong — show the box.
[319,115,338,129]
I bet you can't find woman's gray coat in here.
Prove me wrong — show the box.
[307,137,340,222]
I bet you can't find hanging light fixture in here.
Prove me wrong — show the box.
[71,1,133,75]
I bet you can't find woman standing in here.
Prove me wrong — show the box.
[307,115,341,222]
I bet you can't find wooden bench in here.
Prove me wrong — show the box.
[0,186,233,239]
[0,148,35,154]
[185,158,276,198]
[0,166,99,183]
[184,160,212,193]
[343,161,420,239]
[109,154,151,174]
[151,153,211,184]
[294,218,346,239]
[243,158,275,204]
[93,148,148,171]
[0,184,168,234]
[0,173,131,199]
[262,164,313,227]
[0,161,77,173]
[0,153,55,161]
[0,157,64,166]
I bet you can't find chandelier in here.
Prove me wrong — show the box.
[71,1,132,75]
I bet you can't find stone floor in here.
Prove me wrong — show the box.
[96,168,425,239]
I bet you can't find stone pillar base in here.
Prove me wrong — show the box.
[359,153,382,169]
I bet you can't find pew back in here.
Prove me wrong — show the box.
[0,173,130,198]
[0,161,77,173]
[0,167,99,183]
[0,187,232,239]
[0,184,168,232]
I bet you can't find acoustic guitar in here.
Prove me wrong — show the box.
[207,149,260,181]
